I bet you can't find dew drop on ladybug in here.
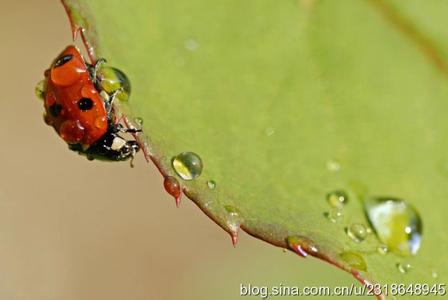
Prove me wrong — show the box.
[59,120,85,144]
[35,80,45,100]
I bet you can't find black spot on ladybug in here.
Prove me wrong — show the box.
[49,103,63,117]
[77,98,94,111]
[54,54,73,67]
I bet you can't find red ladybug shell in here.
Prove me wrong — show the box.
[43,46,108,147]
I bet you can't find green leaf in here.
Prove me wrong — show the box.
[62,0,448,297]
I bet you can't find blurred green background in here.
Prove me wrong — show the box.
[0,1,370,299]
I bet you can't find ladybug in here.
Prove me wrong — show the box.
[39,45,140,162]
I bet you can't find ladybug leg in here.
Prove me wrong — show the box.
[88,58,107,83]
[129,152,136,168]
[115,123,142,134]
[105,87,124,116]
[84,128,140,163]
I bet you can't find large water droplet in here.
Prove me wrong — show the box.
[172,152,203,180]
[163,176,181,207]
[346,223,367,243]
[396,261,412,274]
[339,251,367,271]
[364,197,422,256]
[324,208,343,223]
[286,236,318,257]
[326,190,348,208]
[35,80,45,100]
[98,66,131,102]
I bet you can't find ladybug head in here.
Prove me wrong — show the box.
[47,46,88,87]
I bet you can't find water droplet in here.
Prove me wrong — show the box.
[326,190,348,208]
[339,251,367,271]
[207,180,216,189]
[224,205,240,246]
[185,38,199,51]
[172,152,203,180]
[377,244,389,255]
[326,159,340,172]
[224,205,239,225]
[396,261,412,274]
[431,269,438,278]
[35,80,45,100]
[94,116,107,129]
[174,57,185,67]
[323,208,343,223]
[346,223,367,243]
[265,127,275,136]
[134,117,144,126]
[163,176,181,207]
[98,66,131,102]
[364,197,422,256]
[286,235,318,257]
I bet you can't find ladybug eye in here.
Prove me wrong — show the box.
[54,54,73,67]
[49,103,63,117]
[77,98,94,111]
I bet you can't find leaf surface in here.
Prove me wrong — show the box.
[63,1,448,297]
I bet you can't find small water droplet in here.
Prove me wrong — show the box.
[326,190,348,208]
[172,152,203,180]
[224,205,240,246]
[366,227,373,234]
[431,269,438,279]
[324,208,343,223]
[326,159,340,172]
[134,117,144,126]
[339,251,367,271]
[185,38,199,51]
[163,176,181,207]
[396,261,412,274]
[207,180,216,189]
[346,223,367,243]
[94,116,107,129]
[174,57,185,67]
[35,80,45,100]
[224,205,239,223]
[265,127,275,136]
[286,235,318,257]
[364,197,422,256]
[377,244,389,255]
